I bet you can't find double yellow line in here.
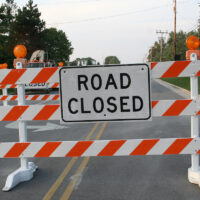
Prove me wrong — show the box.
[43,122,107,200]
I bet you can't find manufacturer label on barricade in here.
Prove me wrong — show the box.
[59,64,151,123]
[25,83,48,89]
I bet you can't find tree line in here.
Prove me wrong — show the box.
[147,30,198,62]
[0,0,73,68]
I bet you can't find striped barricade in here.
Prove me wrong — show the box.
[0,61,200,86]
[0,138,199,158]
[1,61,200,190]
[0,94,60,101]
[0,99,198,121]
[151,60,200,78]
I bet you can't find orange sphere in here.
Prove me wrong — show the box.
[13,45,27,58]
[58,62,64,67]
[3,63,8,69]
[186,36,200,50]
[0,63,8,69]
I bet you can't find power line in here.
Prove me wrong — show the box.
[0,0,192,28]
[46,3,180,26]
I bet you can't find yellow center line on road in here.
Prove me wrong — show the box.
[60,122,107,200]
[43,123,100,200]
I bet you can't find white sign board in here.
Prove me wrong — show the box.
[59,64,151,123]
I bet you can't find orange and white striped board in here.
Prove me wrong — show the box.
[0,67,59,85]
[152,99,198,116]
[0,95,197,117]
[0,61,200,85]
[0,105,60,121]
[0,94,60,101]
[0,138,199,158]
[151,60,200,78]
[0,99,198,121]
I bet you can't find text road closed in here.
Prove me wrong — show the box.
[59,64,151,123]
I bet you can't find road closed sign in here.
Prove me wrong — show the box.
[59,64,151,123]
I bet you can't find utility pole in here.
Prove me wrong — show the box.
[156,30,168,61]
[198,2,200,36]
[174,0,177,60]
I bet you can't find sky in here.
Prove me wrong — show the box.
[4,0,200,63]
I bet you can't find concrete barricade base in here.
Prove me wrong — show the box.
[188,167,200,186]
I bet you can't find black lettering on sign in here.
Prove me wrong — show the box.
[107,97,117,113]
[120,73,131,89]
[93,97,104,113]
[120,96,130,112]
[91,74,102,90]
[105,74,118,90]
[132,96,143,111]
[81,98,91,113]
[78,75,88,91]
[68,98,78,114]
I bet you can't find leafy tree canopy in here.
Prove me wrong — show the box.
[10,0,45,57]
[69,57,96,66]
[104,56,120,64]
[0,0,17,66]
[147,30,198,62]
[0,0,73,67]
[40,28,73,63]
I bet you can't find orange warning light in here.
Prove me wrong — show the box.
[3,63,8,68]
[0,63,8,69]
[58,62,64,67]
[13,45,27,58]
[186,35,200,50]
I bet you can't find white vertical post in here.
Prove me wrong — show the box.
[188,53,200,185]
[3,62,37,191]
[2,88,8,106]
[16,62,28,170]
[191,77,199,170]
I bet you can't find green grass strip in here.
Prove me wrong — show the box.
[161,77,200,94]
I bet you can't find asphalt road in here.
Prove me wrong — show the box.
[0,80,200,200]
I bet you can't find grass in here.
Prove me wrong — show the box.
[161,77,200,94]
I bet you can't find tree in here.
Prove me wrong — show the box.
[0,0,17,66]
[0,0,73,67]
[10,0,45,57]
[69,57,96,66]
[39,28,73,63]
[148,41,162,62]
[163,31,188,61]
[104,56,120,64]
[0,0,16,34]
[147,30,199,62]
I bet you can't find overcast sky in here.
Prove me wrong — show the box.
[6,0,200,63]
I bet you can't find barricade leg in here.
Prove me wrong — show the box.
[188,53,200,186]
[2,62,37,191]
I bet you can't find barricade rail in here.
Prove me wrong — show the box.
[0,94,60,101]
[0,99,198,121]
[0,138,198,158]
[0,61,200,85]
